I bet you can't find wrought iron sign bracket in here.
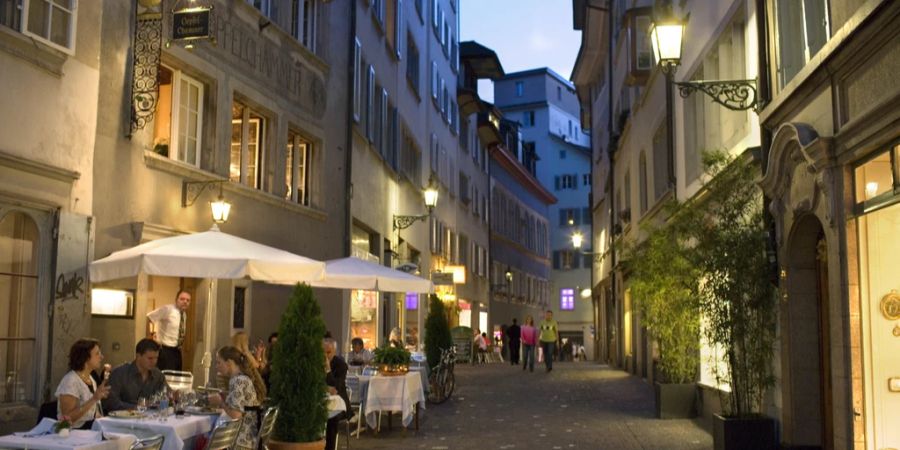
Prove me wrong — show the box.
[182,180,226,207]
[393,214,429,231]
[674,79,759,112]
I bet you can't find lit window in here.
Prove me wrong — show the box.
[560,288,575,310]
[231,101,267,190]
[154,66,205,167]
[286,131,312,206]
[854,144,899,212]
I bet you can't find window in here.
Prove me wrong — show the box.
[286,131,312,206]
[521,111,534,127]
[559,150,567,160]
[431,60,438,102]
[400,125,422,185]
[853,144,900,212]
[557,86,562,101]
[622,169,632,224]
[372,0,384,24]
[352,39,362,122]
[441,78,448,117]
[20,0,77,51]
[0,211,40,405]
[583,174,591,186]
[555,174,577,190]
[249,0,271,16]
[560,288,575,310]
[153,66,204,167]
[230,101,267,190]
[515,81,524,97]
[639,152,648,214]
[406,32,419,93]
[559,208,580,226]
[291,0,320,49]
[366,65,375,141]
[385,0,401,58]
[775,0,830,88]
[653,122,670,199]
[553,250,578,270]
[414,0,423,21]
[459,172,470,204]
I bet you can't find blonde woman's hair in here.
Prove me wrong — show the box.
[525,315,534,326]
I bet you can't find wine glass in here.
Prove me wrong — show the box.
[136,397,147,420]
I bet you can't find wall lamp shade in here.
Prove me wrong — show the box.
[571,232,584,249]
[505,268,513,283]
[649,19,684,67]
[424,185,439,211]
[210,194,231,223]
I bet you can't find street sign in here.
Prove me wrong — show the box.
[173,9,211,41]
[431,272,454,285]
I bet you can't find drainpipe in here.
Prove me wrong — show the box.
[606,0,617,367]
[755,0,778,285]
[344,1,357,259]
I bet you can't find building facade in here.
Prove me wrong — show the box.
[90,0,349,385]
[494,68,594,358]
[758,1,900,448]
[0,0,102,433]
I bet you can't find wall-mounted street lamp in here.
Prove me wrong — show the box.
[393,178,439,230]
[183,179,232,224]
[650,14,759,112]
[572,232,603,263]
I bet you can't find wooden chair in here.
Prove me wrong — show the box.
[129,435,165,450]
[202,418,241,450]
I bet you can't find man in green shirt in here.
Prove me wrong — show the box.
[539,310,560,372]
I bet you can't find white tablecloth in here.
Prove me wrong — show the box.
[360,372,425,429]
[327,394,347,419]
[0,430,124,450]
[92,415,216,450]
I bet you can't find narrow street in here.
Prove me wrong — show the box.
[352,362,712,450]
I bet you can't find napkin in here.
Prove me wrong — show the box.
[14,417,56,437]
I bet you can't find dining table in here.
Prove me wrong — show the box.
[358,371,426,431]
[0,429,132,450]
[92,413,217,450]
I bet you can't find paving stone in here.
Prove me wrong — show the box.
[345,362,712,450]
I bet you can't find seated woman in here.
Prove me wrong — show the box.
[57,338,111,429]
[208,346,264,450]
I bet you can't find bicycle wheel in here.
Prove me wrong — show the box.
[427,370,444,404]
[429,371,453,404]
[442,371,455,400]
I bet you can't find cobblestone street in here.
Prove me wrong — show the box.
[349,362,712,450]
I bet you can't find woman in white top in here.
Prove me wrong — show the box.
[56,338,110,429]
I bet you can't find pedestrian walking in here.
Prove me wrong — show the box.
[520,316,537,372]
[506,319,521,365]
[147,290,191,371]
[539,310,560,372]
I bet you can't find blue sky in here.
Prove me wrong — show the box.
[460,0,582,102]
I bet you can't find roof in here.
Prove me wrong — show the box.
[500,67,576,90]
[460,41,505,80]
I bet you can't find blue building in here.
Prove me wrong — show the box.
[494,69,594,358]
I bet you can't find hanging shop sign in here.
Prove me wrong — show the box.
[431,272,454,286]
[173,6,212,41]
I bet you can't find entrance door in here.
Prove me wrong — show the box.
[858,203,900,449]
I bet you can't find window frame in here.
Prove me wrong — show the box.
[560,288,575,310]
[22,0,78,54]
[230,101,269,190]
[170,70,205,168]
[286,130,313,206]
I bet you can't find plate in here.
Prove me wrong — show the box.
[184,406,222,415]
[108,410,145,419]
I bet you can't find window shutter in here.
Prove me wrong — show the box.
[552,251,560,270]
[583,207,591,225]
[573,208,581,226]
[554,176,560,190]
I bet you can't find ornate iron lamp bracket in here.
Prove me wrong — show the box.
[674,79,759,112]
[182,180,227,207]
[392,214,429,231]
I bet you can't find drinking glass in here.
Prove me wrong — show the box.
[136,397,147,421]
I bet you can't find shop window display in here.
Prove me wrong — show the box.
[351,290,379,350]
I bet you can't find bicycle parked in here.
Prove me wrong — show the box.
[427,346,457,404]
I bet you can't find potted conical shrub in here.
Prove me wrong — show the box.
[267,284,328,450]
[424,294,453,370]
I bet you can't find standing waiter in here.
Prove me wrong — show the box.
[147,290,191,371]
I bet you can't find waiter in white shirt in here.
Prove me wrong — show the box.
[147,290,191,371]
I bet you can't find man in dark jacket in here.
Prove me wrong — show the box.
[506,319,522,365]
[103,339,167,412]
[324,337,350,450]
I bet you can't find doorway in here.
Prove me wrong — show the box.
[784,215,832,448]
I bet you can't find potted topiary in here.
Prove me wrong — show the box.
[424,294,453,370]
[267,284,328,450]
[372,345,411,376]
[683,151,778,450]
[625,213,700,419]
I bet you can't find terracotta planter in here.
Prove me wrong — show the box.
[266,439,326,450]
[713,414,778,450]
[377,364,409,376]
[654,382,697,419]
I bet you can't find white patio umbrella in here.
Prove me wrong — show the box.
[89,227,326,384]
[291,256,433,293]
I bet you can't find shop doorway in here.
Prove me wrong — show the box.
[857,202,900,449]
[783,215,832,448]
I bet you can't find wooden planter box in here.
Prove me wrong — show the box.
[713,414,778,450]
[654,382,697,419]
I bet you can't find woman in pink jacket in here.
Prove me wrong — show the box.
[520,316,537,372]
